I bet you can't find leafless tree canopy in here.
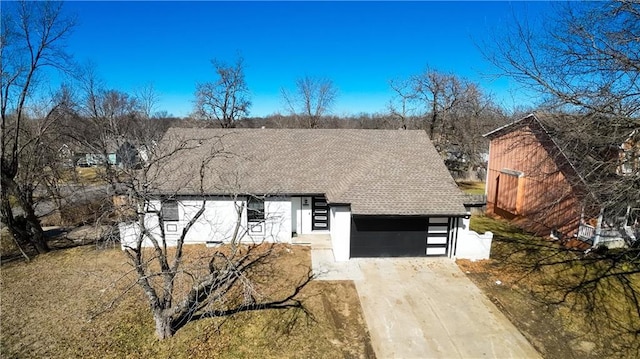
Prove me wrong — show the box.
[485,0,640,345]
[487,0,640,228]
[1,0,75,257]
[388,69,506,178]
[281,76,338,128]
[194,56,251,128]
[487,1,640,118]
[108,135,313,339]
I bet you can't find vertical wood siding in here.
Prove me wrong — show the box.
[487,125,582,237]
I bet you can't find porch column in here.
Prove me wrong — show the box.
[594,208,604,247]
[329,206,351,261]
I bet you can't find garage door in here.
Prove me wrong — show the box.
[350,216,426,257]
[350,216,453,258]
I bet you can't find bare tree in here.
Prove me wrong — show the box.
[391,68,505,178]
[56,65,169,195]
[281,76,337,128]
[194,56,251,128]
[412,69,462,139]
[1,1,75,256]
[388,78,417,129]
[109,133,312,339]
[486,1,639,118]
[483,1,640,352]
[486,0,640,239]
[135,83,160,119]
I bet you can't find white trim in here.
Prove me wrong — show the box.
[500,168,524,177]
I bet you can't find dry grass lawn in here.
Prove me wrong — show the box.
[458,215,640,359]
[0,244,374,358]
[70,167,104,184]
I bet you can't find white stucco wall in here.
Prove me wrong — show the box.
[182,199,244,243]
[260,198,291,243]
[330,206,351,261]
[119,210,178,249]
[119,222,150,249]
[120,197,292,249]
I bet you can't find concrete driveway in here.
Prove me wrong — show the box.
[312,251,540,359]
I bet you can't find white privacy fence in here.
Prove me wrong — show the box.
[455,230,493,260]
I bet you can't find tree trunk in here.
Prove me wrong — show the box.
[153,310,174,339]
[25,212,48,253]
[0,173,49,254]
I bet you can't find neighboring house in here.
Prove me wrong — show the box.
[75,139,150,169]
[120,128,493,261]
[618,129,639,176]
[484,113,639,248]
[112,140,150,169]
[57,143,75,168]
[104,139,143,168]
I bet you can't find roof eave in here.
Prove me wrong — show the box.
[483,113,537,139]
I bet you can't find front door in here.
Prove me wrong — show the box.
[312,196,329,230]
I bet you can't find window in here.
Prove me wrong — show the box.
[247,197,264,222]
[162,201,179,221]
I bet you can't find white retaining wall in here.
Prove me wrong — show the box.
[454,216,493,260]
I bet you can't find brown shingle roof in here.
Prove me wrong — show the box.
[151,128,467,216]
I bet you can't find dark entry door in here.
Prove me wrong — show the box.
[312,196,329,230]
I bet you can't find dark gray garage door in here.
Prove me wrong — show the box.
[350,216,454,258]
[350,216,428,257]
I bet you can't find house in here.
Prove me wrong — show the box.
[57,143,75,168]
[484,113,639,248]
[120,128,493,261]
[74,139,150,168]
[104,139,150,168]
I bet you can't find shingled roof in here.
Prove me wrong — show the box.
[150,128,467,216]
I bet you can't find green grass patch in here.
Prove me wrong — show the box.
[460,215,640,358]
[456,181,485,195]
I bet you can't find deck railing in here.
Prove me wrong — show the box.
[578,223,596,240]
[578,223,634,247]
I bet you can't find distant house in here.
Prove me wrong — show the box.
[120,128,493,261]
[112,140,150,169]
[484,113,639,248]
[73,139,150,169]
[57,143,75,167]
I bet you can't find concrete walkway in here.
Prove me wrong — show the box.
[310,249,540,359]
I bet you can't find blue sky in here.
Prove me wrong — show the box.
[56,1,550,117]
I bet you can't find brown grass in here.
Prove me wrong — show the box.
[66,167,105,184]
[458,215,640,358]
[0,244,374,358]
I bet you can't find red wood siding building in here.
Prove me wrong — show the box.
[485,114,587,237]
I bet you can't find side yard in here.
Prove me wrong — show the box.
[456,180,485,195]
[0,244,374,358]
[458,215,640,359]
